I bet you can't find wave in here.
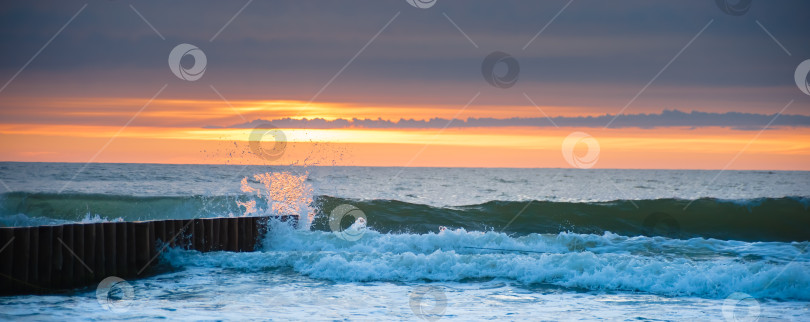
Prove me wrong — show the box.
[4,191,808,300]
[313,196,810,242]
[2,192,809,242]
[0,192,246,224]
[162,225,810,301]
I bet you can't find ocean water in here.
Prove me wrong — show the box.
[0,162,809,320]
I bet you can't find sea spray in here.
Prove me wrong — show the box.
[239,171,316,228]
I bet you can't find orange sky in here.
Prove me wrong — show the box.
[1,96,809,170]
[0,96,612,127]
[2,1,809,171]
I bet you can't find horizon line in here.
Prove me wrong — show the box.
[0,160,804,172]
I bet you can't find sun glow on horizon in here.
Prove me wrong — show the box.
[1,120,809,170]
[0,96,808,170]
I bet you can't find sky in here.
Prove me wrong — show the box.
[1,0,809,169]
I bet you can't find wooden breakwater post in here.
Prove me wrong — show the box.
[0,215,296,295]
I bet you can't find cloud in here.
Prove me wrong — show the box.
[1,1,808,117]
[1,0,808,88]
[210,109,810,130]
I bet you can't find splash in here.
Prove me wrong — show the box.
[80,213,124,224]
[239,171,315,228]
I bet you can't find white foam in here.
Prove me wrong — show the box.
[0,212,122,227]
[162,226,810,301]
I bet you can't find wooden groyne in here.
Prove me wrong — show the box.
[0,216,295,295]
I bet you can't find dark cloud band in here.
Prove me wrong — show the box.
[212,110,810,131]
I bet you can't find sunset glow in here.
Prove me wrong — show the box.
[1,101,809,170]
[1,1,808,171]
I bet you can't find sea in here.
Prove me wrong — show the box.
[0,162,808,321]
